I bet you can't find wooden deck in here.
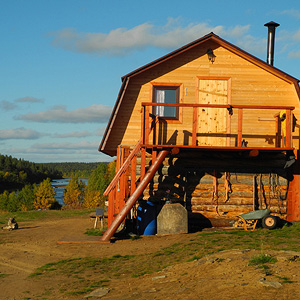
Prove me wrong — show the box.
[142,103,295,150]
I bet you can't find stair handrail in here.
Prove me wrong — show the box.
[103,114,159,196]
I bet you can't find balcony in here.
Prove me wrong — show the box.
[141,102,295,153]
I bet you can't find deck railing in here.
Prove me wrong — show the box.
[141,103,295,150]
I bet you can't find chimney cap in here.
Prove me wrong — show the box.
[264,21,280,28]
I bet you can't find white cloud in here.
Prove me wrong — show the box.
[5,142,111,163]
[289,50,300,58]
[49,20,252,56]
[235,35,266,55]
[0,128,46,140]
[1,97,44,111]
[53,130,93,138]
[96,127,106,137]
[293,29,300,41]
[0,100,17,111]
[15,97,44,103]
[31,140,98,150]
[6,141,102,160]
[279,9,300,19]
[15,104,112,123]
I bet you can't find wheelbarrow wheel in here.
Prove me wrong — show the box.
[262,215,277,230]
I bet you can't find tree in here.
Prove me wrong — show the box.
[105,160,116,185]
[18,184,35,211]
[6,191,19,212]
[87,163,108,194]
[34,178,56,210]
[0,190,9,211]
[63,178,83,208]
[82,161,115,208]
[83,189,101,208]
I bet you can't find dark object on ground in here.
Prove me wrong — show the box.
[2,217,18,230]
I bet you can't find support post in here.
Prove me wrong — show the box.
[144,106,150,145]
[286,109,292,148]
[238,108,243,147]
[192,106,197,146]
[130,155,137,195]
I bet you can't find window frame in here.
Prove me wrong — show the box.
[150,82,182,123]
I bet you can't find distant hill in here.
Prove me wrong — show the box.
[0,154,63,192]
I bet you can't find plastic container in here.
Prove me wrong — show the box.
[137,201,156,235]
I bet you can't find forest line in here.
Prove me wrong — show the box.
[0,154,115,212]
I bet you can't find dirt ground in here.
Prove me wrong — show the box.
[1,215,300,300]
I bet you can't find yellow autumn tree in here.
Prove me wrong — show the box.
[82,189,101,208]
[63,178,84,208]
[34,178,56,210]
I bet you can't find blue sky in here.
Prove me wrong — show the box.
[1,0,300,163]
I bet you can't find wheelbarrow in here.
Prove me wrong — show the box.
[235,209,277,231]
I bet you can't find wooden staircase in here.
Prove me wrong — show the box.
[101,149,169,241]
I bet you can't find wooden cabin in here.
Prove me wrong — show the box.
[99,30,300,240]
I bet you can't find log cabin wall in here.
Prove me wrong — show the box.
[127,149,289,228]
[104,41,300,154]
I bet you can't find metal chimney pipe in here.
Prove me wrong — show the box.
[264,21,280,66]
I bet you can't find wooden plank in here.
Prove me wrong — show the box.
[237,108,243,147]
[192,107,197,146]
[144,105,150,145]
[286,109,292,148]
[140,147,146,180]
[130,155,137,194]
[141,102,294,110]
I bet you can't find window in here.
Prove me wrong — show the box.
[153,86,179,119]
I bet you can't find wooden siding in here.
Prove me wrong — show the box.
[104,41,300,154]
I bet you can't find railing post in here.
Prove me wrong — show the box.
[192,106,197,146]
[144,106,150,145]
[107,187,115,227]
[274,113,281,147]
[238,108,243,147]
[140,147,146,181]
[286,109,292,148]
[141,105,145,144]
[130,154,137,195]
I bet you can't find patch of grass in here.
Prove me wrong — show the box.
[130,234,141,240]
[0,208,94,224]
[28,271,43,277]
[131,270,151,278]
[0,273,10,278]
[248,254,277,266]
[276,275,294,283]
[187,255,202,262]
[65,279,110,296]
[257,264,273,276]
[84,228,104,236]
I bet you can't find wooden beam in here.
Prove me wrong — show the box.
[238,108,243,147]
[140,147,146,180]
[286,109,292,148]
[130,155,137,195]
[274,113,281,147]
[141,102,295,110]
[144,106,150,145]
[192,106,197,146]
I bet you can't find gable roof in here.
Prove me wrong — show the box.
[99,32,300,155]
